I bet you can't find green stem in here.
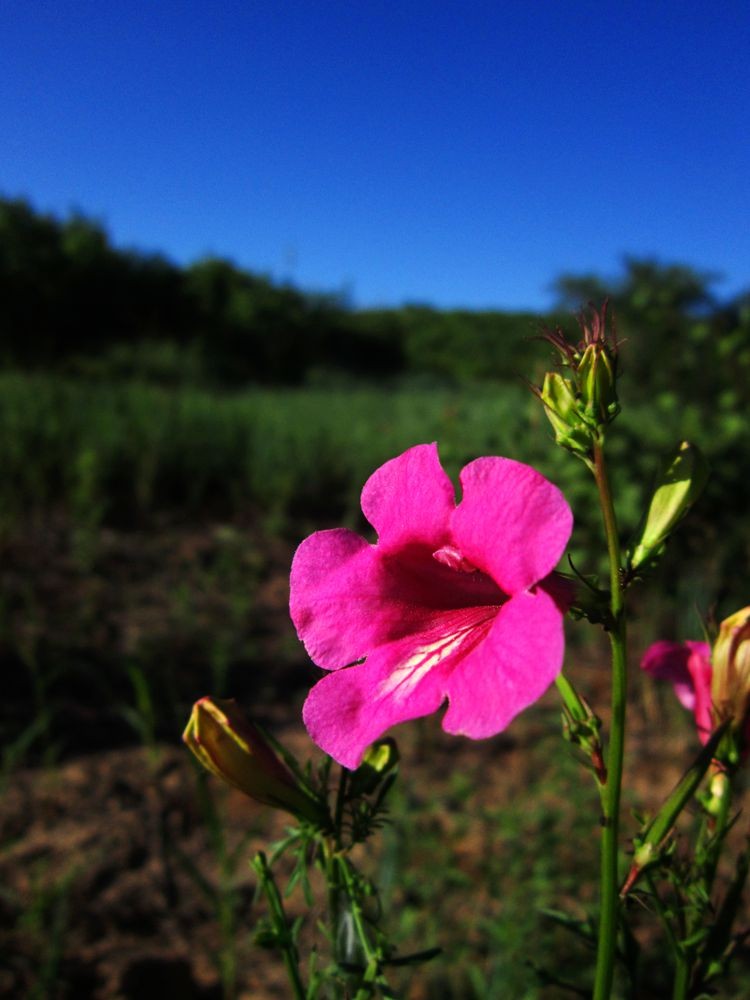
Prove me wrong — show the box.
[336,855,390,999]
[674,770,733,998]
[672,952,690,1000]
[644,872,688,1000]
[592,440,628,1000]
[253,852,306,1000]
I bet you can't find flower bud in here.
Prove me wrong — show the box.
[629,442,709,571]
[577,342,619,426]
[347,738,400,797]
[539,371,593,456]
[711,608,750,737]
[556,674,606,783]
[537,301,620,444]
[183,697,324,823]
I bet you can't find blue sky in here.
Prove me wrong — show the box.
[2,1,748,310]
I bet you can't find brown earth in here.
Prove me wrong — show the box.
[1,517,749,998]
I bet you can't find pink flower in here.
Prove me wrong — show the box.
[290,443,573,768]
[641,640,713,743]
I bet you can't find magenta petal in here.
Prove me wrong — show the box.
[640,640,707,711]
[452,458,573,594]
[441,589,564,737]
[302,644,448,769]
[290,528,382,670]
[685,643,713,743]
[360,443,455,552]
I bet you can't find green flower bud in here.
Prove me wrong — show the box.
[539,371,593,456]
[183,697,324,823]
[555,674,606,783]
[629,442,709,571]
[578,343,619,426]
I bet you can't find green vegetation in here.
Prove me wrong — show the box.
[0,370,747,601]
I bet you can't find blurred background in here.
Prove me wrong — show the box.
[1,2,749,997]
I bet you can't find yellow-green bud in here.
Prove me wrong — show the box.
[630,442,709,571]
[183,697,323,823]
[540,371,593,456]
[711,608,750,735]
[348,738,400,796]
[703,770,730,818]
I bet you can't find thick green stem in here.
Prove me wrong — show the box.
[672,952,690,1000]
[592,440,628,1000]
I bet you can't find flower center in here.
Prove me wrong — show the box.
[378,605,498,703]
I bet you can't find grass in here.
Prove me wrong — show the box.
[0,372,542,525]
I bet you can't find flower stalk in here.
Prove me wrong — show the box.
[592,439,628,1000]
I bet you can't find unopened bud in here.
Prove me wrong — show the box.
[540,371,593,456]
[711,608,750,739]
[578,342,619,426]
[630,442,709,571]
[183,697,324,823]
[348,738,400,797]
[556,674,606,783]
[703,770,730,818]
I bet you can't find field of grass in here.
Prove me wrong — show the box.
[2,369,750,997]
[2,368,747,626]
[2,369,747,543]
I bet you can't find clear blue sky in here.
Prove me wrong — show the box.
[2,1,748,310]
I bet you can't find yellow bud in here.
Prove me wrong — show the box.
[348,738,400,796]
[711,608,750,733]
[183,697,323,823]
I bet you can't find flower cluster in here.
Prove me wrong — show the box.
[538,301,620,457]
[290,443,572,768]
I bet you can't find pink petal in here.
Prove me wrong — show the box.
[290,529,381,670]
[441,588,565,737]
[685,643,713,743]
[452,458,573,594]
[302,605,497,768]
[360,443,455,553]
[641,641,704,711]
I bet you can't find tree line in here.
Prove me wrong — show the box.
[1,196,748,398]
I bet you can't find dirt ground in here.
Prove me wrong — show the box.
[1,517,749,998]
[2,704,727,999]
